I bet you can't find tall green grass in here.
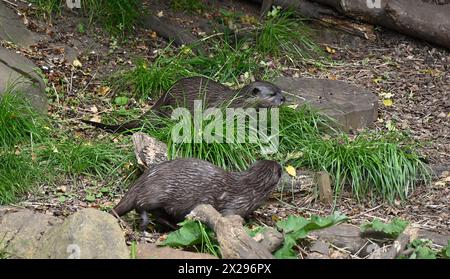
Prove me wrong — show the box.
[170,0,205,13]
[0,89,48,149]
[0,85,135,203]
[133,105,430,201]
[278,106,431,202]
[29,0,142,35]
[110,48,197,100]
[256,8,323,62]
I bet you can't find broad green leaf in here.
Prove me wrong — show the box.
[114,96,129,106]
[162,220,202,247]
[361,217,408,238]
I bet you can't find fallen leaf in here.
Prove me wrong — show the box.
[90,105,98,113]
[383,99,393,107]
[72,59,82,68]
[90,115,101,122]
[157,11,164,17]
[285,165,297,177]
[325,46,336,54]
[97,86,110,96]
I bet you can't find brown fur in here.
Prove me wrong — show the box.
[111,158,282,229]
[82,76,285,133]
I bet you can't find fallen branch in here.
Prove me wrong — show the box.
[188,204,281,259]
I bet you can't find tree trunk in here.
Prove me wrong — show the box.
[257,0,450,49]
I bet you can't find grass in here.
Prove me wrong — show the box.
[109,37,276,101]
[131,105,430,201]
[29,0,61,22]
[110,47,197,100]
[0,84,136,203]
[170,0,205,13]
[0,88,48,149]
[81,0,142,36]
[29,0,142,36]
[256,7,323,62]
[277,106,431,202]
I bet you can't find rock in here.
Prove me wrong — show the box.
[34,208,129,259]
[0,2,41,48]
[0,46,47,113]
[136,243,218,259]
[274,77,378,133]
[417,229,450,247]
[0,207,62,259]
[308,224,367,254]
[310,240,330,255]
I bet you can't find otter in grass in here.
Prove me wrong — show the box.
[82,76,285,133]
[111,158,282,230]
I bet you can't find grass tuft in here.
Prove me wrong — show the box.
[170,0,205,13]
[0,88,48,149]
[256,7,323,62]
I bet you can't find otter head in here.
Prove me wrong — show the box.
[242,81,286,108]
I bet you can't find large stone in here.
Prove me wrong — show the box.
[0,46,47,112]
[33,208,129,259]
[0,207,62,259]
[274,77,378,132]
[0,2,40,48]
[136,243,218,259]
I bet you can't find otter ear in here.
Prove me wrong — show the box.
[251,87,261,95]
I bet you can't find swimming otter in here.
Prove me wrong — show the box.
[111,158,282,230]
[82,76,285,133]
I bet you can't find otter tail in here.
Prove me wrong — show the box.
[81,119,142,134]
[111,190,137,217]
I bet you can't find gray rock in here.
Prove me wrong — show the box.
[308,224,367,254]
[136,243,218,259]
[0,2,41,48]
[0,207,62,259]
[34,208,129,259]
[0,46,47,112]
[274,77,378,133]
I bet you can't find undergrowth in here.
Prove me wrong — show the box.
[0,87,135,204]
[29,0,142,35]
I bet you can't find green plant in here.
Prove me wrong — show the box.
[256,7,322,62]
[162,219,220,257]
[110,49,197,100]
[278,106,431,202]
[34,139,134,178]
[0,150,45,204]
[81,0,142,36]
[361,218,409,239]
[274,212,348,259]
[170,0,205,13]
[0,88,48,148]
[29,0,62,22]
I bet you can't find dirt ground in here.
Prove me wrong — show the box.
[4,0,449,237]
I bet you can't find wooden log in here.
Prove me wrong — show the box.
[379,226,419,259]
[315,171,333,204]
[142,13,199,47]
[254,0,450,49]
[188,204,278,259]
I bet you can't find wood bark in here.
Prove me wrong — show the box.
[257,0,450,49]
[189,204,282,259]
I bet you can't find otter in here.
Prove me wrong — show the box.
[111,158,282,230]
[82,76,285,133]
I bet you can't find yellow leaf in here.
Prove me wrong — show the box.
[97,86,110,96]
[285,165,297,177]
[372,77,382,84]
[325,46,336,54]
[383,99,393,107]
[72,59,82,68]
